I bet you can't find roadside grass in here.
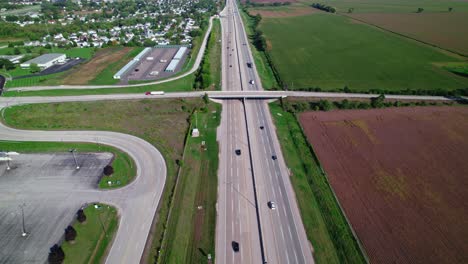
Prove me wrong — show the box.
[61,203,118,264]
[240,8,279,89]
[207,19,222,90]
[3,74,195,96]
[257,13,468,92]
[159,103,220,263]
[89,47,143,85]
[0,140,135,189]
[5,72,66,88]
[270,102,367,263]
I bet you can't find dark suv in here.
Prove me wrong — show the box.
[232,241,240,252]
[235,149,241,155]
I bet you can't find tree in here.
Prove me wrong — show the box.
[13,47,21,55]
[0,59,15,70]
[48,244,65,264]
[417,7,424,13]
[318,100,332,111]
[203,93,209,104]
[30,63,41,73]
[371,94,385,108]
[103,165,114,176]
[64,225,77,242]
[348,8,354,13]
[448,7,453,12]
[77,209,87,223]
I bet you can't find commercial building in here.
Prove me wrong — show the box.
[0,55,24,64]
[165,46,187,72]
[20,53,66,69]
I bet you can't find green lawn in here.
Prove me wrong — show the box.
[304,0,468,13]
[0,140,135,189]
[270,102,367,263]
[61,203,118,264]
[159,103,220,263]
[258,13,468,93]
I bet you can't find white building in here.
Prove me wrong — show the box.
[20,53,66,69]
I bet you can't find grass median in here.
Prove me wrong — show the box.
[269,102,366,263]
[158,103,220,263]
[0,140,135,189]
[61,203,118,264]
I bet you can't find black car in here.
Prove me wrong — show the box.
[272,155,277,160]
[247,62,252,68]
[235,149,241,155]
[232,241,240,252]
[260,126,264,130]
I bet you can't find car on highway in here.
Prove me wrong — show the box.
[232,241,240,252]
[260,126,264,130]
[235,149,241,155]
[247,62,252,68]
[272,155,277,160]
[268,201,276,210]
[249,80,255,85]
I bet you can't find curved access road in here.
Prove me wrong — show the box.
[0,106,166,263]
[7,16,214,92]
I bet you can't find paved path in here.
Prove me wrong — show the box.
[0,108,166,263]
[6,17,214,92]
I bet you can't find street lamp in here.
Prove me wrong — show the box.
[19,203,28,237]
[69,149,80,170]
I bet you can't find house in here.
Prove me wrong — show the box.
[20,53,66,69]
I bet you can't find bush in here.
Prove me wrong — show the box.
[103,165,114,176]
[77,209,86,223]
[64,225,77,242]
[48,244,65,264]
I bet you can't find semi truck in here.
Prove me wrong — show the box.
[145,91,165,95]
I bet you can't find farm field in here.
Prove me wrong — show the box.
[299,106,468,264]
[258,13,468,92]
[62,47,133,85]
[348,12,468,55]
[308,0,468,13]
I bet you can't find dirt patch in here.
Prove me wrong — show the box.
[250,6,318,17]
[62,47,132,85]
[348,12,468,55]
[299,106,468,264]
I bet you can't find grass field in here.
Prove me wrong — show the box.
[0,140,135,189]
[207,19,222,90]
[62,47,133,85]
[258,13,468,92]
[61,203,118,264]
[270,102,366,263]
[309,0,468,13]
[159,103,220,263]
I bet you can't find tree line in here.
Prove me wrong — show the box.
[311,3,336,13]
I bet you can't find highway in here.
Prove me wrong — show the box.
[215,0,314,263]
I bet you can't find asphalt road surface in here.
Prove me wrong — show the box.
[0,153,113,263]
[216,0,314,263]
[0,121,166,264]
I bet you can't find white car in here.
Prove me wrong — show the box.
[249,80,255,85]
[268,201,276,210]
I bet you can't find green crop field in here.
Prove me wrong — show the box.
[304,0,468,13]
[258,13,468,93]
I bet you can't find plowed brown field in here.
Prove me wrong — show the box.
[299,106,468,264]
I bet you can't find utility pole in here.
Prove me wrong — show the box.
[19,203,28,237]
[69,149,80,170]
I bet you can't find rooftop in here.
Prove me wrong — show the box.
[22,53,65,65]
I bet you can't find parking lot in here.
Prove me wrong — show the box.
[120,47,189,83]
[0,152,112,263]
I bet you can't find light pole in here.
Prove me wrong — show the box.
[69,149,80,170]
[19,203,28,237]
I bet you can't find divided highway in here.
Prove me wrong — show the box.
[216,0,314,263]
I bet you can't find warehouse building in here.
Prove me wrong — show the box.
[20,53,66,69]
[113,47,151,79]
[165,46,188,72]
[0,55,24,64]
